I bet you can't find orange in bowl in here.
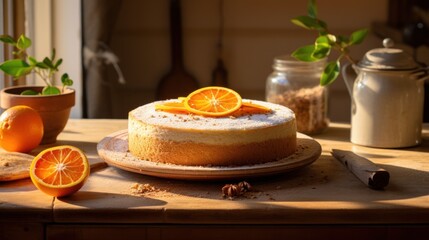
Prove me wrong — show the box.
[0,105,44,153]
[30,145,90,197]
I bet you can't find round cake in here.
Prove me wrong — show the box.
[128,99,297,166]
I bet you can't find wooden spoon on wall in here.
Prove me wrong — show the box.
[156,0,199,100]
[211,0,228,87]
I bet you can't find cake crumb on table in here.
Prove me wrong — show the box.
[130,183,159,195]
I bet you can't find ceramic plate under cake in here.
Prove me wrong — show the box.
[97,130,321,181]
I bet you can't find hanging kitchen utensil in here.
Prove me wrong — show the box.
[211,0,228,87]
[401,21,429,122]
[156,0,199,100]
[402,21,429,60]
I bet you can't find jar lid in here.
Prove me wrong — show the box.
[357,38,420,70]
[273,55,326,71]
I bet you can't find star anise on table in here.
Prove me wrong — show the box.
[222,181,252,199]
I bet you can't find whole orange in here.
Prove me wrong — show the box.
[0,105,44,153]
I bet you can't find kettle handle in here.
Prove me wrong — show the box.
[411,67,429,82]
[341,63,357,97]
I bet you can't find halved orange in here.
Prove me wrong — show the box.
[30,145,89,197]
[184,87,242,117]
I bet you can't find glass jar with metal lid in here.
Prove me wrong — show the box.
[266,55,328,135]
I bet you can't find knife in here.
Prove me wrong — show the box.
[331,149,390,190]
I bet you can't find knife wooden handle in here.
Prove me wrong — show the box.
[331,149,390,189]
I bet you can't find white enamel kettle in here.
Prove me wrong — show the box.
[342,38,428,148]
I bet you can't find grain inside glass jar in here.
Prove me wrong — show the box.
[266,56,329,135]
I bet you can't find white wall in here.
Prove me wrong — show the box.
[28,0,388,120]
[52,0,82,118]
[110,0,389,120]
[0,0,4,90]
[30,0,82,118]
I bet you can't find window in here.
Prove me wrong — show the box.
[1,0,26,88]
[27,0,82,118]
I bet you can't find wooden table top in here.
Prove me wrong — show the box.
[1,119,429,225]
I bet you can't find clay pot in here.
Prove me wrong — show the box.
[0,86,75,144]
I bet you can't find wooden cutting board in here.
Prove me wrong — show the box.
[0,152,34,181]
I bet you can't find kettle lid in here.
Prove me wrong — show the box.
[358,38,420,70]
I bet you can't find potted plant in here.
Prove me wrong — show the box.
[0,34,75,144]
[290,0,368,85]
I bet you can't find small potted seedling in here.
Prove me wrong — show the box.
[0,34,75,144]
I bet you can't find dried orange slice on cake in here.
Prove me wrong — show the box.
[154,101,188,113]
[154,86,271,116]
[242,101,271,112]
[184,86,242,117]
[30,145,89,197]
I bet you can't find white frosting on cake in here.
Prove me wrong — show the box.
[129,99,296,145]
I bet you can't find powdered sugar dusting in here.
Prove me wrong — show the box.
[130,99,295,131]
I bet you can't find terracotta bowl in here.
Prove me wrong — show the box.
[0,86,75,144]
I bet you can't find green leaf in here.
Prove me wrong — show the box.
[20,90,39,95]
[36,62,49,69]
[312,35,332,59]
[0,59,33,77]
[291,45,318,62]
[16,34,31,50]
[349,28,368,45]
[315,35,332,47]
[336,35,350,48]
[292,38,331,61]
[320,61,340,86]
[0,35,16,45]
[43,57,55,69]
[42,86,61,95]
[54,58,63,69]
[312,46,330,59]
[291,16,327,31]
[61,73,73,86]
[307,0,317,18]
[61,73,69,81]
[28,57,37,65]
[51,48,56,61]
